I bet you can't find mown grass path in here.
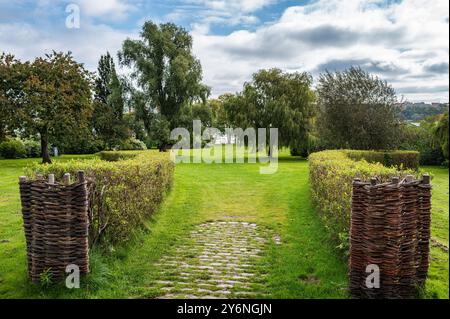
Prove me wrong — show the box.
[104,158,349,299]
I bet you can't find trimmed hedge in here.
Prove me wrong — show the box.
[25,151,174,246]
[98,150,140,162]
[309,150,419,253]
[344,150,420,170]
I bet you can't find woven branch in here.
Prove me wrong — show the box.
[349,175,431,299]
[19,172,90,283]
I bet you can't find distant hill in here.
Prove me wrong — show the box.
[398,102,449,122]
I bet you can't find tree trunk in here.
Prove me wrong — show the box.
[40,132,51,164]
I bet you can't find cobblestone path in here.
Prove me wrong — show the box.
[152,221,269,299]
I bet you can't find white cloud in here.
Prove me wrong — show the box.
[0,22,134,71]
[192,0,449,102]
[166,0,274,32]
[0,0,448,102]
[76,0,135,21]
[187,0,275,13]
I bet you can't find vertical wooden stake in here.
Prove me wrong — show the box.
[422,174,430,185]
[48,174,55,184]
[370,177,377,186]
[406,175,414,183]
[77,171,85,183]
[63,173,71,185]
[19,176,27,183]
[392,177,399,184]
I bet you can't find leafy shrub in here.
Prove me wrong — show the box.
[22,139,42,158]
[396,121,446,166]
[309,150,418,253]
[290,134,323,157]
[98,150,140,162]
[344,150,420,170]
[26,151,174,246]
[0,139,26,159]
[117,137,147,151]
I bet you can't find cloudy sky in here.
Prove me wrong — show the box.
[0,0,448,102]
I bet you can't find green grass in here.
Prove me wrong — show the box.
[0,153,448,298]
[421,166,449,299]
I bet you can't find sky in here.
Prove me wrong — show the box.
[0,0,449,102]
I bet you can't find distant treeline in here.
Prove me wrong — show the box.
[400,102,449,122]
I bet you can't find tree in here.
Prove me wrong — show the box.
[433,112,449,160]
[224,68,316,154]
[0,54,28,140]
[92,52,129,149]
[396,120,445,165]
[118,21,210,142]
[210,94,234,134]
[317,67,399,150]
[0,52,93,163]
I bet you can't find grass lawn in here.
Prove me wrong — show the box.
[0,153,448,298]
[421,166,449,298]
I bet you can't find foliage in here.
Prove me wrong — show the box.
[0,52,93,163]
[146,114,172,149]
[433,112,449,160]
[210,95,232,133]
[317,67,399,150]
[97,151,140,162]
[117,137,147,151]
[119,21,210,132]
[401,103,449,122]
[0,139,26,159]
[224,68,316,152]
[344,150,420,170]
[191,102,213,127]
[290,134,323,157]
[124,112,147,142]
[396,119,446,166]
[0,54,27,140]
[39,268,53,288]
[309,150,418,252]
[26,151,174,246]
[22,138,42,158]
[54,132,104,155]
[92,52,129,150]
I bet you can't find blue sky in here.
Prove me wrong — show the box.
[0,0,448,101]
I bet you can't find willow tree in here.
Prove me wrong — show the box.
[119,21,210,137]
[224,68,316,154]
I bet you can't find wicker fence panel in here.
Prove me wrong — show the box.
[349,175,431,299]
[19,171,90,283]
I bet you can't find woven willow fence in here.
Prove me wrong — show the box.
[349,174,431,299]
[19,171,90,283]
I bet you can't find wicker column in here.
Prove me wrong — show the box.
[349,175,432,299]
[19,171,90,283]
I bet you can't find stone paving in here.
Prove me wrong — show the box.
[152,221,269,299]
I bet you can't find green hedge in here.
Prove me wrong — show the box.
[97,150,140,162]
[309,150,419,253]
[26,151,174,246]
[344,150,420,170]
